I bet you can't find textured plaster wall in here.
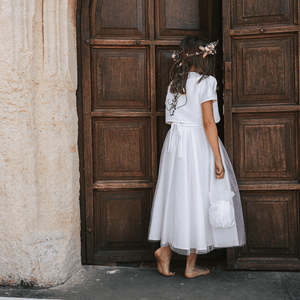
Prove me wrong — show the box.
[0,0,81,287]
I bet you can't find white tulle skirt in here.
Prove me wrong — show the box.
[148,122,245,256]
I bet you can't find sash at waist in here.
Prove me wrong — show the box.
[169,122,203,127]
[167,122,204,158]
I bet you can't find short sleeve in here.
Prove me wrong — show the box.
[199,76,220,123]
[199,76,218,104]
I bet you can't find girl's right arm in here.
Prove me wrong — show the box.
[201,100,225,179]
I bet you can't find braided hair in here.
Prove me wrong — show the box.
[167,36,217,115]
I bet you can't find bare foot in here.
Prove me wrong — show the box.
[154,247,175,277]
[185,266,210,279]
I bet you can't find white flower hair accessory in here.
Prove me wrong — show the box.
[172,49,183,66]
[186,40,219,59]
[172,40,219,64]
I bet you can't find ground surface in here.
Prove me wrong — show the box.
[0,265,299,300]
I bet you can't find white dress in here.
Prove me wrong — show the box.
[148,72,245,255]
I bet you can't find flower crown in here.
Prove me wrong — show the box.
[172,40,219,64]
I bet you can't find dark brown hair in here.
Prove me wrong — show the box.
[169,36,216,95]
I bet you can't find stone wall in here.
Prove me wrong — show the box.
[0,0,81,287]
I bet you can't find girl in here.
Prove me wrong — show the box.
[148,36,245,278]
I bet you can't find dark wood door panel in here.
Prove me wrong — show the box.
[91,47,150,109]
[90,0,148,38]
[241,191,298,256]
[156,0,209,38]
[94,190,151,250]
[233,112,297,181]
[233,34,297,106]
[228,191,300,270]
[232,0,297,27]
[93,118,151,181]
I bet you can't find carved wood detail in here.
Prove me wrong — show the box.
[94,190,151,250]
[90,0,148,37]
[233,35,297,106]
[241,191,297,256]
[93,118,151,180]
[233,113,297,181]
[232,0,296,27]
[156,0,209,38]
[92,47,149,109]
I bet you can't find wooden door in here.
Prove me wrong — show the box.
[79,0,222,263]
[223,0,300,269]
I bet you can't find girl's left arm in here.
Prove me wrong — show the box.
[202,100,225,179]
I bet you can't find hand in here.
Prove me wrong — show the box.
[215,160,225,179]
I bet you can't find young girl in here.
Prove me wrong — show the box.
[148,36,245,278]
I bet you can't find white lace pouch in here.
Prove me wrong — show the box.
[208,180,236,229]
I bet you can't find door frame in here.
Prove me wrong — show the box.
[77,1,300,269]
[76,0,87,264]
[76,0,225,265]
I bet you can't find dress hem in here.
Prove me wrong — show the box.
[148,239,246,256]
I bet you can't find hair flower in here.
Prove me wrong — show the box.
[172,50,184,63]
[183,40,218,59]
[198,40,218,58]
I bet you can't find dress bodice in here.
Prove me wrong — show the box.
[165,72,220,125]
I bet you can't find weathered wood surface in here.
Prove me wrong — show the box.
[79,0,223,263]
[223,0,300,270]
